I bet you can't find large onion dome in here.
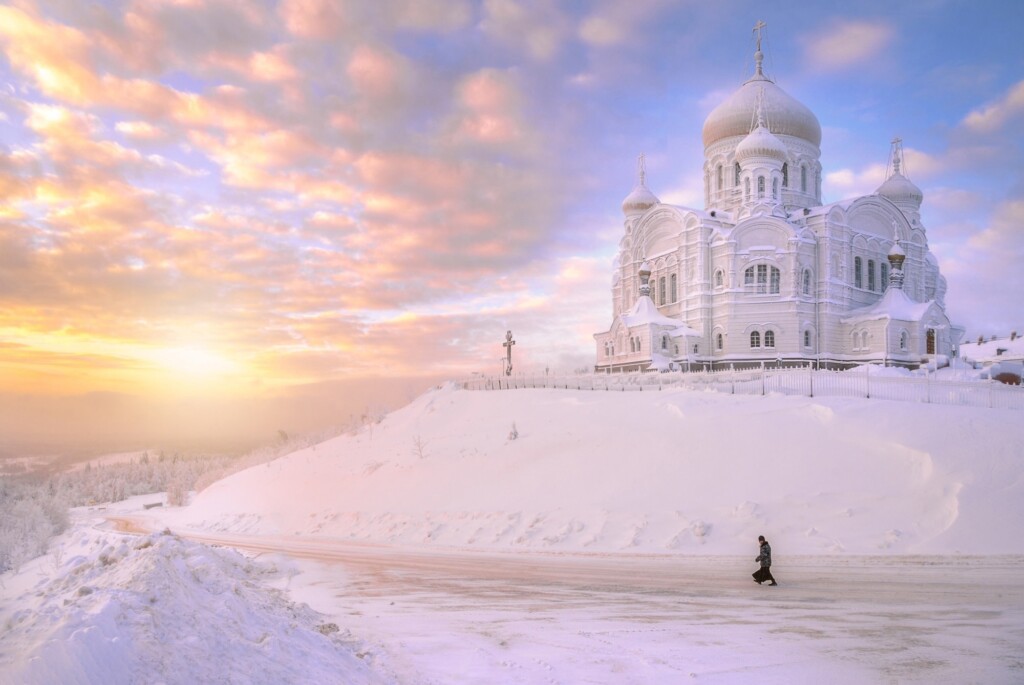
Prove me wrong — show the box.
[702,56,821,149]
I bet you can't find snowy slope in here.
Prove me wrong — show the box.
[171,384,1024,555]
[0,524,384,685]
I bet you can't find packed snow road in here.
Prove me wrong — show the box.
[110,515,1024,684]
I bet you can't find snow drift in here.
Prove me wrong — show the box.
[174,385,1024,555]
[0,528,380,685]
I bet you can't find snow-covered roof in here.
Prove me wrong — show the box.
[618,297,700,337]
[621,296,682,328]
[841,287,933,324]
[960,334,1024,363]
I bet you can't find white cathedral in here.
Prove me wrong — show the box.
[594,32,964,373]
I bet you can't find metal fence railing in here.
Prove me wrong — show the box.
[459,367,1024,410]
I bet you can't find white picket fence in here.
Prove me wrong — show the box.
[459,367,1024,410]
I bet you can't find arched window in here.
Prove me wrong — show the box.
[636,337,641,352]
[764,330,775,348]
[662,336,668,350]
[803,330,811,348]
[868,260,876,291]
[658,276,666,304]
[693,344,699,354]
[881,263,889,291]
[900,331,908,351]
[750,331,761,348]
[782,163,788,187]
[744,265,781,294]
[926,329,936,355]
[670,274,677,302]
[801,165,807,192]
[772,178,778,199]
[744,177,750,201]
[716,333,723,350]
[757,175,765,198]
[854,257,863,289]
[802,269,811,295]
[734,163,741,185]
[630,338,635,353]
[716,164,723,191]
[715,270,724,288]
[674,344,679,354]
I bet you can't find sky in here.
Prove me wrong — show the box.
[0,0,1022,449]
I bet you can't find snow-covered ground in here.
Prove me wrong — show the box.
[169,384,1024,555]
[3,384,1024,683]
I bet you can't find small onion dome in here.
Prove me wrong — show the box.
[877,171,923,208]
[888,241,906,268]
[621,183,659,216]
[638,260,652,278]
[734,121,788,164]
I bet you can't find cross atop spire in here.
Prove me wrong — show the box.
[752,20,767,77]
[637,153,647,186]
[753,20,767,52]
[889,136,904,176]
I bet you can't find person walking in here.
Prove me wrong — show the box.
[753,535,778,586]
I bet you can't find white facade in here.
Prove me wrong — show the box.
[595,41,964,372]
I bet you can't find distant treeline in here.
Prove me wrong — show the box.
[0,415,383,575]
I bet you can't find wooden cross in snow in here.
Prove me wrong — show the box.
[502,330,516,377]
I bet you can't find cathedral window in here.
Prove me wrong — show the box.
[881,263,889,291]
[734,163,741,185]
[693,344,699,354]
[868,260,876,291]
[772,178,778,199]
[854,257,863,289]
[659,276,666,304]
[764,330,775,348]
[782,163,788,187]
[900,331,909,351]
[750,331,761,348]
[716,333,723,350]
[802,269,811,295]
[744,265,780,294]
[801,165,807,192]
[630,338,635,353]
[716,164,723,191]
[670,274,677,302]
[803,330,811,348]
[715,270,724,288]
[662,336,668,350]
[674,344,679,355]
[744,177,750,201]
[757,176,765,198]
[926,329,936,355]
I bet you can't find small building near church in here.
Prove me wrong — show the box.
[594,28,964,372]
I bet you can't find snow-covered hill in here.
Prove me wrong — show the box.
[172,384,1024,555]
